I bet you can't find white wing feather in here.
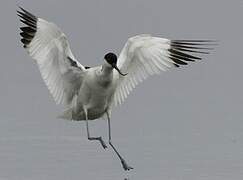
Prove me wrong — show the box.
[113,34,213,106]
[18,8,85,106]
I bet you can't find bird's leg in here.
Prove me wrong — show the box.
[84,107,107,149]
[106,111,133,171]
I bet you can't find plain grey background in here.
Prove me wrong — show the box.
[0,0,243,179]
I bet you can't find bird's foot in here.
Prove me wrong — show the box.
[121,159,133,171]
[98,137,107,149]
[88,136,107,149]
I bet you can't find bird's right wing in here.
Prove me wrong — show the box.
[113,34,215,106]
[17,7,86,106]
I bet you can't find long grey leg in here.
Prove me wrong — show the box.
[106,111,133,171]
[84,107,107,149]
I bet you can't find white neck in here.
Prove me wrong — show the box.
[100,61,113,76]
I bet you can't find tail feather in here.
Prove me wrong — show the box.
[58,107,105,121]
[58,108,73,120]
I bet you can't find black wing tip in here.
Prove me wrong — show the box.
[17,6,37,48]
[17,5,26,12]
[169,39,216,67]
[17,6,37,19]
[174,63,180,68]
[172,39,218,42]
[171,39,219,46]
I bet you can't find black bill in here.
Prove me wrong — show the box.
[112,64,127,76]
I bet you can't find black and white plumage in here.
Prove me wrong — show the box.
[113,36,214,106]
[18,7,85,106]
[17,7,215,171]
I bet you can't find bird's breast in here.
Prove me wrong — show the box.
[76,70,116,119]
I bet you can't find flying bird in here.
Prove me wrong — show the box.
[17,6,215,171]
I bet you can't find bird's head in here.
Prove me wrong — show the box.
[104,52,127,76]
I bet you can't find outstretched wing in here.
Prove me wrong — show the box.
[17,7,86,106]
[113,34,215,106]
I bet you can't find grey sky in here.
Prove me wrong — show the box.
[0,0,243,180]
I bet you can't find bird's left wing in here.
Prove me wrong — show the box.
[17,7,86,106]
[113,34,215,106]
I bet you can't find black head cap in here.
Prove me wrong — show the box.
[104,52,117,65]
[104,52,128,76]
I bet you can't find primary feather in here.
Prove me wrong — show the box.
[113,34,214,106]
[17,7,85,106]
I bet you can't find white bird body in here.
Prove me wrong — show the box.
[62,64,117,121]
[17,7,215,170]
